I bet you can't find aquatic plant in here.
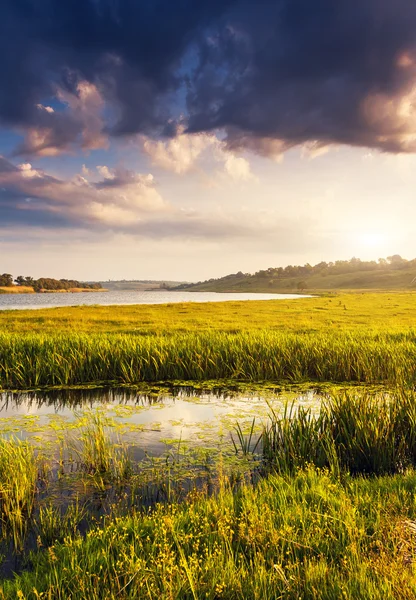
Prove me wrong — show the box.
[0,438,38,550]
[1,329,416,389]
[263,389,416,475]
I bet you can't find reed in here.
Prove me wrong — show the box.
[71,413,133,485]
[1,329,416,389]
[0,438,38,550]
[262,389,416,475]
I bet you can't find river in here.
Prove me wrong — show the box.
[0,289,310,310]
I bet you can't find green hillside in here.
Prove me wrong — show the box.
[175,256,416,292]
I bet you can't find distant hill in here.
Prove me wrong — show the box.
[173,256,416,293]
[99,280,188,291]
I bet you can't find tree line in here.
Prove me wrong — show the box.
[0,273,102,291]
[183,255,415,288]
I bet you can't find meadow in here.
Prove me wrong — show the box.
[1,292,416,390]
[1,292,416,598]
[1,291,415,335]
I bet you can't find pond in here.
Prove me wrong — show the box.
[0,384,326,576]
[0,290,311,310]
[0,385,322,459]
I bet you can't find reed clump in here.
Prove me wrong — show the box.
[0,438,38,549]
[74,413,133,483]
[263,389,416,475]
[1,329,416,389]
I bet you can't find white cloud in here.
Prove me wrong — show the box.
[142,129,257,182]
[36,104,55,114]
[222,154,255,181]
[96,165,116,180]
[0,158,167,228]
[142,129,216,174]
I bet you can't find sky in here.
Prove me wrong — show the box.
[1,0,416,282]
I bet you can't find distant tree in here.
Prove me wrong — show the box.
[15,275,35,287]
[0,273,13,286]
[387,254,406,267]
[297,280,307,291]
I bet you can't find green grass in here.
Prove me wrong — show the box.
[2,293,416,391]
[2,468,416,599]
[2,293,416,596]
[3,389,416,597]
[73,413,133,483]
[1,328,416,389]
[183,266,416,293]
[262,389,416,476]
[0,439,39,550]
[1,292,416,335]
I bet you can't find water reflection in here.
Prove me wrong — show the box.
[0,289,312,310]
[0,385,322,458]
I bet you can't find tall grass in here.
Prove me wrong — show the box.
[73,413,133,483]
[1,330,416,388]
[2,468,416,599]
[263,390,416,475]
[0,438,38,549]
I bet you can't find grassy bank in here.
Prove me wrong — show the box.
[0,287,34,294]
[1,292,416,334]
[1,292,416,390]
[2,467,416,599]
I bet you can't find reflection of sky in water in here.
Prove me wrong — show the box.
[0,290,311,311]
[0,388,322,457]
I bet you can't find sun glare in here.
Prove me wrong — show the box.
[358,232,388,248]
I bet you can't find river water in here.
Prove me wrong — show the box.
[0,290,310,310]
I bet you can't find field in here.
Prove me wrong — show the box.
[0,292,416,389]
[1,291,416,334]
[1,292,416,598]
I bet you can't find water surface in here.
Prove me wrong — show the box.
[0,290,310,310]
[0,386,321,457]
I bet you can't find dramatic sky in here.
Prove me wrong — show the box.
[2,0,416,281]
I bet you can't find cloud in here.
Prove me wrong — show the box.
[2,0,416,156]
[222,154,254,181]
[15,81,108,157]
[142,128,257,180]
[0,157,167,230]
[0,156,315,248]
[142,129,215,174]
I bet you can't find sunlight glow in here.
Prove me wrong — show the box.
[358,232,388,248]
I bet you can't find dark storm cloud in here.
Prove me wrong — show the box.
[186,0,416,153]
[2,0,416,155]
[0,0,233,141]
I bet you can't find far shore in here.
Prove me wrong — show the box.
[0,286,107,294]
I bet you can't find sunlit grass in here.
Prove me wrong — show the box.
[0,438,38,550]
[1,329,416,389]
[2,293,416,596]
[1,292,416,335]
[2,468,416,599]
[263,389,416,476]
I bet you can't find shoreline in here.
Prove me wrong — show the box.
[0,286,107,294]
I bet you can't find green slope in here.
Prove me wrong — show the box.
[178,265,416,292]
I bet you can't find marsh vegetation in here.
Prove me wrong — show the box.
[1,293,416,598]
